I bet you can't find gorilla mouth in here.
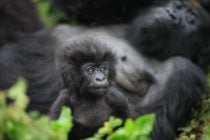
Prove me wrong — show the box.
[91,85,109,89]
[90,82,109,89]
[89,85,109,94]
[89,86,108,96]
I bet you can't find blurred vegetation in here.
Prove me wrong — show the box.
[0,79,155,140]
[35,0,63,27]
[35,0,77,27]
[0,78,72,140]
[86,114,155,140]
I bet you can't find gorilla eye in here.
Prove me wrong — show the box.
[186,10,197,24]
[86,67,95,74]
[100,67,106,72]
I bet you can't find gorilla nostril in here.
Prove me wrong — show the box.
[96,75,105,81]
[166,8,180,24]
[121,56,127,61]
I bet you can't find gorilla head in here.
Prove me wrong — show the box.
[56,38,116,97]
[129,0,210,69]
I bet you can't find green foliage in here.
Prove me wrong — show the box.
[86,114,155,140]
[35,0,66,27]
[0,78,155,140]
[202,126,210,140]
[35,0,78,27]
[0,78,72,140]
[200,97,210,140]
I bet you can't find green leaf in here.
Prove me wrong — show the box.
[51,106,72,132]
[7,78,28,109]
[124,119,134,135]
[134,114,155,135]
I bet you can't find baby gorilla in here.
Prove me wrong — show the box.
[49,38,130,139]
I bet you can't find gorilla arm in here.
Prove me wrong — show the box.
[49,89,71,120]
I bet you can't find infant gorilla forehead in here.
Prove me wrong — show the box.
[58,38,116,68]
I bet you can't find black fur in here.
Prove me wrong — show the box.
[0,0,43,46]
[0,45,22,89]
[200,0,210,13]
[17,31,63,113]
[0,0,43,89]
[128,0,210,70]
[51,0,155,25]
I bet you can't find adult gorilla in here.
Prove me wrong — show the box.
[15,24,208,140]
[128,0,210,70]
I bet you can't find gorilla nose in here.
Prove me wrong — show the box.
[95,73,105,81]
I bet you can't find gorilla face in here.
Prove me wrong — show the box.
[165,0,209,33]
[129,0,210,61]
[80,62,110,97]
